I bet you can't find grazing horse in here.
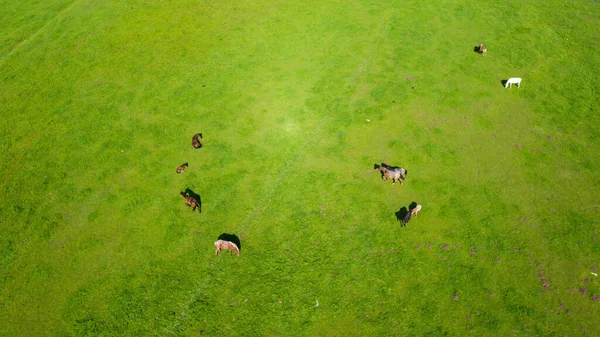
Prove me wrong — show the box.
[192,133,203,149]
[215,240,240,256]
[176,162,188,173]
[401,205,422,226]
[401,211,412,227]
[477,44,487,55]
[180,192,200,213]
[505,78,522,88]
[410,204,422,217]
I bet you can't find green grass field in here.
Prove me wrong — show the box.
[1,0,599,335]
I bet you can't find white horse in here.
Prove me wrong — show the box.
[505,78,522,88]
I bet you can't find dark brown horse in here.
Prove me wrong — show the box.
[401,211,412,226]
[176,163,188,173]
[192,133,203,149]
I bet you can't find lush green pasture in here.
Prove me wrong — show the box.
[1,0,599,335]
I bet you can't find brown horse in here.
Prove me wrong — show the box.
[176,163,188,173]
[192,133,203,149]
[180,192,200,213]
[215,240,240,256]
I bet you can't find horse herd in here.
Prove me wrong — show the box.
[177,134,422,257]
[375,163,422,226]
[176,44,530,257]
[175,133,242,256]
[475,43,523,88]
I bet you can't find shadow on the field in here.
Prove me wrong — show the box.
[184,188,202,213]
[373,163,382,179]
[500,80,508,87]
[395,206,409,224]
[218,233,241,251]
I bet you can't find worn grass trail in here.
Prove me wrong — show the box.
[0,0,599,335]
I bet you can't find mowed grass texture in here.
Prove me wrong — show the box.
[1,0,599,335]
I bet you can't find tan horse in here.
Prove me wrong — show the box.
[215,240,240,256]
[478,44,487,55]
[410,204,422,217]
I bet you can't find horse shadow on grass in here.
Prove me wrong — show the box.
[374,162,400,168]
[500,80,508,88]
[218,233,241,251]
[395,206,409,224]
[183,188,202,213]
[374,163,382,178]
